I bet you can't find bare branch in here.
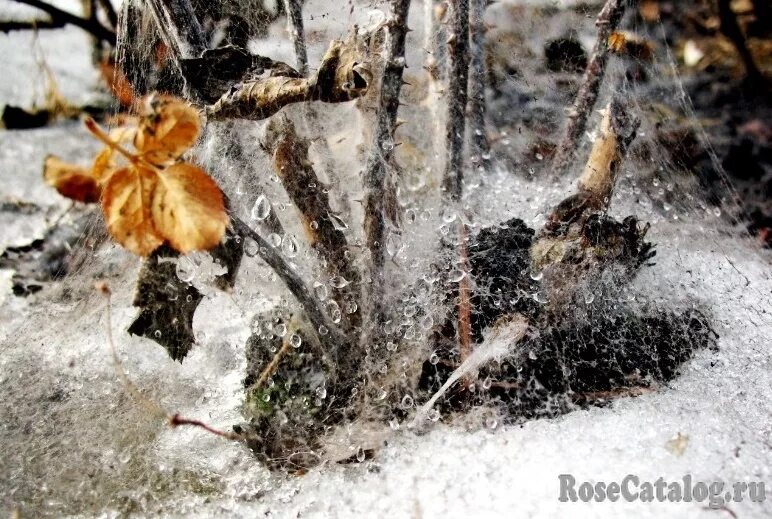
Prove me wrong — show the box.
[0,18,65,32]
[467,0,491,172]
[360,0,411,348]
[230,215,350,357]
[260,116,360,330]
[443,0,470,201]
[551,0,627,177]
[282,0,308,76]
[9,0,115,44]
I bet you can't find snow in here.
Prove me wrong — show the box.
[1,0,770,517]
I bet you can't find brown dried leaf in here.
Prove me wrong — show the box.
[152,163,228,253]
[135,96,201,165]
[43,155,100,203]
[101,166,164,256]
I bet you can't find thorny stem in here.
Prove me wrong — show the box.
[551,0,628,177]
[443,0,471,200]
[467,0,491,172]
[282,0,308,76]
[10,0,115,44]
[442,1,474,362]
[261,117,360,331]
[360,0,411,350]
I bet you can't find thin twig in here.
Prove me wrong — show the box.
[359,0,411,350]
[0,18,64,32]
[443,0,470,200]
[246,325,295,394]
[230,215,350,360]
[97,282,242,441]
[282,0,308,76]
[551,0,627,177]
[467,0,491,172]
[10,0,115,44]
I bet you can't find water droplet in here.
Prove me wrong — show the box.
[328,212,348,231]
[290,334,302,348]
[281,235,298,257]
[244,238,259,257]
[275,323,287,337]
[386,341,397,352]
[154,330,162,338]
[532,291,548,304]
[315,386,327,399]
[529,269,544,281]
[313,281,328,301]
[584,292,595,304]
[327,301,342,324]
[356,446,366,462]
[250,194,271,220]
[330,276,349,288]
[713,207,722,217]
[318,325,329,336]
[268,233,282,247]
[175,259,195,283]
[420,314,434,330]
[386,233,403,257]
[381,140,394,151]
[345,301,358,314]
[427,408,440,422]
[262,393,271,402]
[482,377,492,390]
[310,220,319,230]
[401,394,414,408]
[449,269,466,282]
[485,417,498,429]
[429,352,439,365]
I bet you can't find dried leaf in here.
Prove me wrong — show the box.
[101,166,164,256]
[152,163,228,253]
[99,58,137,108]
[135,96,201,165]
[608,31,654,61]
[43,155,100,203]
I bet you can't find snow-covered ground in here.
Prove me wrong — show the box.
[1,1,770,518]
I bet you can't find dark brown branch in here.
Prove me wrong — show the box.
[95,0,118,30]
[467,0,491,172]
[443,0,471,201]
[282,0,308,76]
[205,36,372,121]
[550,0,627,177]
[0,18,64,32]
[717,0,765,85]
[260,116,360,330]
[146,0,207,60]
[9,0,115,44]
[360,0,411,348]
[230,215,350,358]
